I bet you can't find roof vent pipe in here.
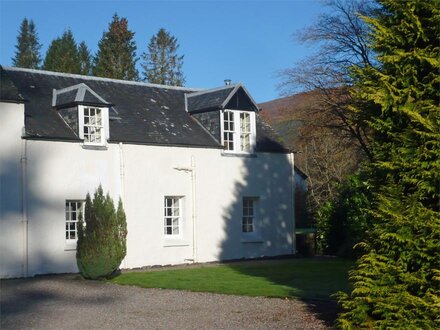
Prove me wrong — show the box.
[224,79,231,86]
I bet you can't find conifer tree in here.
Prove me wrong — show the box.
[93,14,139,80]
[141,28,185,86]
[76,186,127,279]
[43,29,81,73]
[12,18,42,69]
[78,41,92,75]
[337,1,440,328]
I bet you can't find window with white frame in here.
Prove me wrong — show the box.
[78,105,109,146]
[65,200,84,241]
[164,197,182,236]
[83,107,103,144]
[242,197,256,233]
[222,110,256,153]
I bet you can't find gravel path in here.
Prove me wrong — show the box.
[1,274,331,329]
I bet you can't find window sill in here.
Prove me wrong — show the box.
[221,151,257,158]
[241,235,264,244]
[81,144,108,150]
[162,238,190,247]
[64,242,77,251]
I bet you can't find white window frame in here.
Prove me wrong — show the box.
[164,196,183,237]
[242,197,257,233]
[78,105,109,146]
[220,109,256,154]
[65,200,84,243]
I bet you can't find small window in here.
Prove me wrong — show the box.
[164,197,182,236]
[242,197,255,233]
[240,112,251,152]
[83,107,103,144]
[65,200,84,241]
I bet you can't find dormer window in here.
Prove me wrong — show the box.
[221,110,256,153]
[78,105,109,146]
[83,107,103,144]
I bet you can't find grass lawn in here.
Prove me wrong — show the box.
[111,258,353,300]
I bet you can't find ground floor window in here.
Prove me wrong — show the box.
[242,197,256,233]
[65,200,84,241]
[164,196,182,236]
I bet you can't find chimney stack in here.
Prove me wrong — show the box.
[224,79,231,86]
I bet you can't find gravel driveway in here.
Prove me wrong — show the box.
[1,274,332,329]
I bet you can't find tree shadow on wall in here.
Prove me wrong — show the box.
[217,147,345,327]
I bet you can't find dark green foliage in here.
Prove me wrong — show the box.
[93,14,139,80]
[78,41,92,75]
[76,186,127,280]
[12,18,42,69]
[315,174,372,257]
[337,0,440,328]
[43,29,80,73]
[141,28,185,86]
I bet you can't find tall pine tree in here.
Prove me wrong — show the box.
[141,28,185,86]
[12,18,42,69]
[78,41,92,75]
[337,0,440,328]
[93,14,139,80]
[43,29,80,73]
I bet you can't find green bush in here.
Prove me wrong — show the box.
[76,185,127,279]
[315,174,372,257]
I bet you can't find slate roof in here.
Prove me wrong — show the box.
[186,84,259,113]
[0,68,25,103]
[1,67,289,152]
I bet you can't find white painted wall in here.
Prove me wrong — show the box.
[0,102,25,277]
[1,104,296,277]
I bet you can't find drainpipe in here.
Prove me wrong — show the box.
[289,152,296,255]
[20,138,28,277]
[118,142,127,269]
[190,156,197,263]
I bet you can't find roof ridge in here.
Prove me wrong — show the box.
[3,66,201,92]
[185,83,239,98]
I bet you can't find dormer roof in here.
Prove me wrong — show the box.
[52,83,112,108]
[185,83,259,113]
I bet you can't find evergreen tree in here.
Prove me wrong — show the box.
[43,29,81,73]
[93,14,139,80]
[141,28,185,86]
[12,18,42,69]
[76,186,127,280]
[337,1,440,328]
[78,41,92,75]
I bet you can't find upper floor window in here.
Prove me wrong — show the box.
[221,110,256,153]
[78,105,109,146]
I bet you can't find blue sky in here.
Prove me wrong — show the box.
[0,0,324,103]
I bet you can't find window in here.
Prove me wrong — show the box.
[164,197,182,236]
[65,200,84,241]
[242,197,255,233]
[83,107,103,144]
[223,111,235,150]
[222,110,256,153]
[78,105,109,146]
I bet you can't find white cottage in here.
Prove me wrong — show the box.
[0,66,300,278]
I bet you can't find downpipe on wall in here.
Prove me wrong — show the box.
[119,142,127,269]
[289,152,296,255]
[21,137,28,277]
